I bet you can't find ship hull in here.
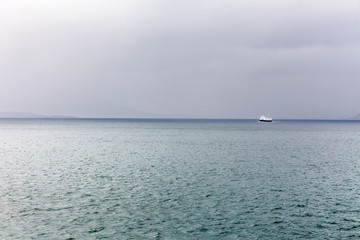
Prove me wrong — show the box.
[259,119,272,122]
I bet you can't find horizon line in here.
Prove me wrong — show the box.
[0,117,359,121]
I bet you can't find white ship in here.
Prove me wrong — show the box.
[259,114,272,122]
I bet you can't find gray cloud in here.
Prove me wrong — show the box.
[0,0,359,118]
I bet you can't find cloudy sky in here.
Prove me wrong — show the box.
[1,0,359,118]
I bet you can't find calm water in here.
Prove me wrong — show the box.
[0,119,359,239]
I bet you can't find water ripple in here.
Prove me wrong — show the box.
[0,119,359,239]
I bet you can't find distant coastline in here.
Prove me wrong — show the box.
[0,112,76,119]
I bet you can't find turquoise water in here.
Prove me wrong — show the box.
[0,119,359,239]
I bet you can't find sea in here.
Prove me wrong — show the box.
[0,119,359,239]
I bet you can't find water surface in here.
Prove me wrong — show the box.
[0,119,359,239]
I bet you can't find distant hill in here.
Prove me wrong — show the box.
[0,112,75,118]
[348,113,360,120]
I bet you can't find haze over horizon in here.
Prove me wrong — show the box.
[1,0,359,119]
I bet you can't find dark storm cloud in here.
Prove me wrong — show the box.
[0,0,359,118]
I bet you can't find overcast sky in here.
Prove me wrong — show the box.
[1,0,359,118]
